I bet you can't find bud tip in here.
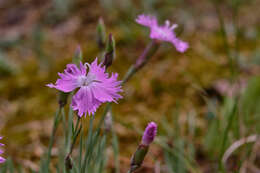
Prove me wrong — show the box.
[141,122,157,146]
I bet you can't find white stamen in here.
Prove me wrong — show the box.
[170,24,178,30]
[165,20,170,27]
[84,63,90,69]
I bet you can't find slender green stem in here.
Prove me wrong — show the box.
[214,1,235,79]
[65,117,82,171]
[122,40,160,85]
[121,65,136,85]
[218,101,238,172]
[110,112,120,173]
[155,140,201,173]
[97,103,112,130]
[69,117,82,155]
[78,133,83,172]
[66,106,74,153]
[73,116,81,136]
[232,0,241,82]
[61,108,67,136]
[81,116,94,173]
[45,106,62,172]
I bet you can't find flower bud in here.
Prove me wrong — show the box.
[58,91,69,108]
[141,122,157,146]
[96,17,106,49]
[130,144,148,172]
[102,33,115,68]
[104,110,112,133]
[65,155,72,170]
[72,45,82,66]
[129,122,157,172]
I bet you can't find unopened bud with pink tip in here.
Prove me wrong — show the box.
[102,33,115,69]
[104,110,113,133]
[96,17,106,49]
[141,122,157,146]
[129,122,157,173]
[72,45,83,66]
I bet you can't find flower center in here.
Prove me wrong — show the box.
[155,27,168,38]
[78,73,97,87]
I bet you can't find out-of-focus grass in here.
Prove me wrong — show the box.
[0,0,259,172]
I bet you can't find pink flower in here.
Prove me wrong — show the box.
[136,14,189,52]
[141,122,157,146]
[47,58,122,117]
[0,137,5,163]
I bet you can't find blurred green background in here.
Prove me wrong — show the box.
[0,0,259,172]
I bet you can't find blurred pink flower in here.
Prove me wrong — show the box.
[47,58,122,117]
[0,137,5,163]
[214,79,247,97]
[136,14,189,52]
[141,122,157,146]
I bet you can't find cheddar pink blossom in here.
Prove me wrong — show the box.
[136,14,189,52]
[47,58,122,117]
